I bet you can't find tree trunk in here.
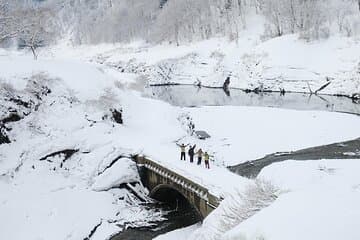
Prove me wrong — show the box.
[174,22,180,46]
[30,46,38,60]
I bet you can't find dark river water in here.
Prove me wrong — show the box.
[112,85,360,240]
[110,201,201,240]
[111,204,200,240]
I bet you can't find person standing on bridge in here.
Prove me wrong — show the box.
[196,148,203,165]
[177,143,189,161]
[188,144,196,163]
[204,152,210,169]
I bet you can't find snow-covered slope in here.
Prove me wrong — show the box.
[48,34,360,97]
[0,56,172,239]
[155,159,360,240]
[223,159,360,240]
[0,52,250,240]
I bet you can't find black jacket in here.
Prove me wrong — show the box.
[188,145,196,155]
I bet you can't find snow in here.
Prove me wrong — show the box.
[0,54,116,101]
[185,106,360,164]
[222,159,360,240]
[0,35,359,240]
[0,166,118,240]
[92,158,139,191]
[47,34,360,97]
[0,54,173,239]
[157,159,360,240]
[252,35,360,95]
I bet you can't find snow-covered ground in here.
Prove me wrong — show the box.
[223,159,360,240]
[185,106,360,164]
[1,38,360,240]
[42,33,360,97]
[157,159,360,240]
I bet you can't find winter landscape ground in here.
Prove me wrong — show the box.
[1,1,360,240]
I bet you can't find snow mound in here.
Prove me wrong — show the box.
[223,159,360,240]
[0,54,116,101]
[92,157,140,191]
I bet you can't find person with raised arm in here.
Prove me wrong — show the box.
[177,143,189,161]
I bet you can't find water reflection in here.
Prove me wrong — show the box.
[143,85,360,115]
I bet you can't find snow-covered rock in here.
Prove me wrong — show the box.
[92,157,139,191]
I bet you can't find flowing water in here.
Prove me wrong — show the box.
[111,205,200,240]
[110,199,201,240]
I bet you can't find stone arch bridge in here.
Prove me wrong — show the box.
[135,156,221,219]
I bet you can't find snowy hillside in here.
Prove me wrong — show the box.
[45,34,360,98]
[0,55,176,240]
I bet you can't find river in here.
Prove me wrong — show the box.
[111,204,200,240]
[142,85,360,114]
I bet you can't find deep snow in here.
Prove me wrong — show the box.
[1,34,359,240]
[222,159,360,240]
[44,34,360,97]
[157,159,360,240]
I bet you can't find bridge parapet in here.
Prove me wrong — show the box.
[135,155,221,218]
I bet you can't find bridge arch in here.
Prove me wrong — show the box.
[150,183,203,219]
[135,155,221,218]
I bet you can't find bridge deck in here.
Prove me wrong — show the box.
[135,155,252,217]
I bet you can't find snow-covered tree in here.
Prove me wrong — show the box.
[0,1,29,44]
[0,1,13,43]
[190,179,280,240]
[17,4,58,59]
[1,0,359,46]
[0,0,60,56]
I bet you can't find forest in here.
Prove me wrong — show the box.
[1,0,359,50]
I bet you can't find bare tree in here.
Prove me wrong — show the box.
[1,1,59,57]
[17,5,58,59]
[262,0,286,37]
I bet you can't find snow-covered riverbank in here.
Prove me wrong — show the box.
[227,159,360,240]
[155,158,360,240]
[42,33,360,98]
